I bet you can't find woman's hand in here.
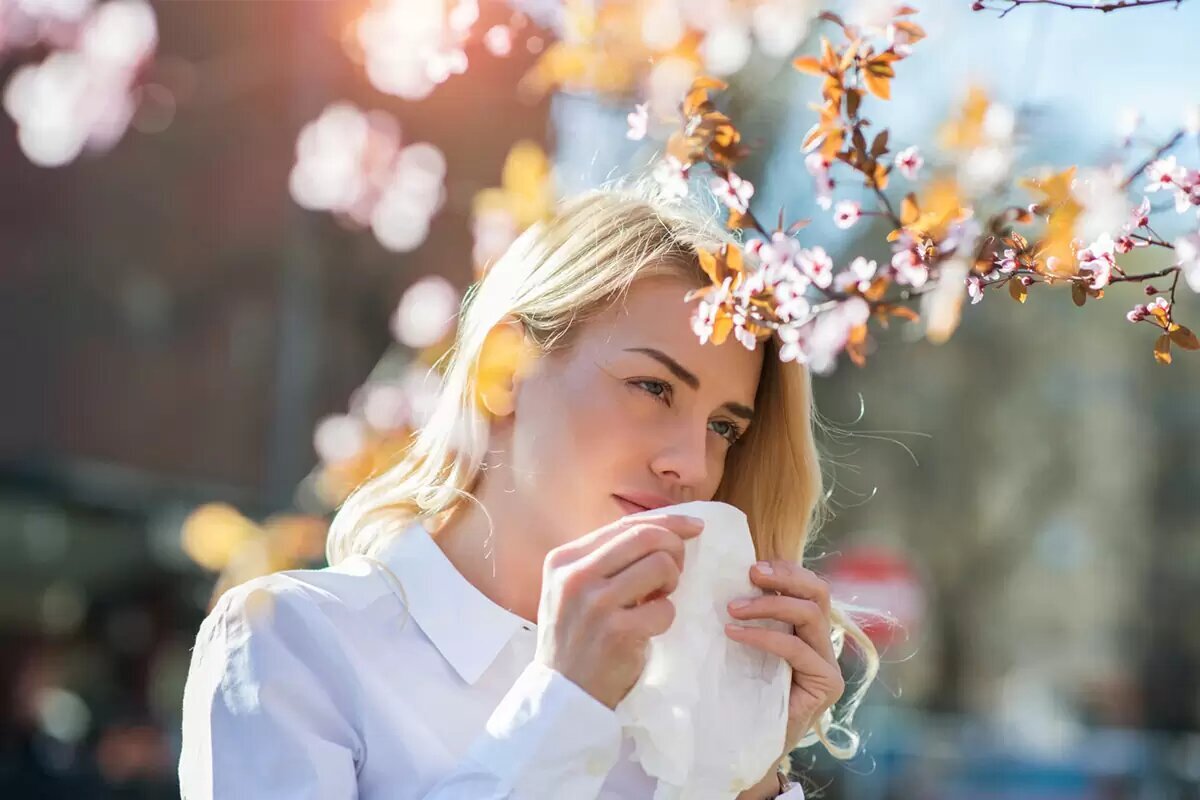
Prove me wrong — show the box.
[725,558,846,786]
[535,513,704,710]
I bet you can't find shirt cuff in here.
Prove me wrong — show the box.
[465,660,623,797]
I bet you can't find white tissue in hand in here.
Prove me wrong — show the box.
[614,500,792,800]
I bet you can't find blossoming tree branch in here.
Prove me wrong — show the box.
[642,6,1200,372]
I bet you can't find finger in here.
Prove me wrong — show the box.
[576,520,693,578]
[725,622,834,678]
[604,549,681,608]
[618,594,676,638]
[727,595,836,662]
[555,514,703,565]
[749,560,832,616]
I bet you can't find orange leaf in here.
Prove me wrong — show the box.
[711,313,733,346]
[901,193,920,224]
[792,56,823,76]
[697,249,721,285]
[1170,325,1200,350]
[1154,334,1173,364]
[863,70,891,100]
[890,305,920,322]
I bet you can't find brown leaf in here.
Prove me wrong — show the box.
[846,88,863,118]
[870,130,890,157]
[1154,334,1173,364]
[1008,280,1027,304]
[1071,282,1086,307]
[1170,325,1200,350]
[852,127,867,155]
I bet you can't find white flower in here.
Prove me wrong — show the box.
[833,256,877,293]
[1129,196,1151,229]
[966,275,984,305]
[797,246,834,289]
[653,155,689,199]
[777,324,808,364]
[895,146,923,181]
[805,152,834,209]
[1145,156,1183,193]
[1077,233,1117,291]
[626,102,648,141]
[1176,232,1200,293]
[891,247,928,288]
[833,200,861,230]
[712,171,755,213]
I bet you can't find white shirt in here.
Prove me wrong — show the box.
[179,520,804,799]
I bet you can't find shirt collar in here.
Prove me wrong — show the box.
[374,520,534,686]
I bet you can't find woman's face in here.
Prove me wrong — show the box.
[496,273,765,552]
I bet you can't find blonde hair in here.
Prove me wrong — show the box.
[326,177,880,764]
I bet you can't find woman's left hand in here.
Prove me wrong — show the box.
[725,559,845,786]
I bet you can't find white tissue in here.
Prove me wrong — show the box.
[614,500,792,800]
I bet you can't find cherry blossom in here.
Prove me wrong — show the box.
[805,151,835,209]
[652,155,690,199]
[966,275,984,305]
[1144,156,1183,193]
[711,170,755,213]
[1076,233,1117,291]
[626,102,648,141]
[833,256,878,293]
[1176,232,1200,293]
[890,245,928,288]
[895,145,923,180]
[833,200,862,229]
[797,246,834,289]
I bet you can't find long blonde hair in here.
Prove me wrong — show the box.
[326,178,880,763]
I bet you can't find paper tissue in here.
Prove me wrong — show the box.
[614,500,793,800]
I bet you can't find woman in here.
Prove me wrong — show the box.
[179,181,879,799]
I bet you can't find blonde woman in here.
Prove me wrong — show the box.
[179,181,879,799]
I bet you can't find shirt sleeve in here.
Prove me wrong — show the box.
[420,660,624,799]
[778,786,806,799]
[178,580,363,799]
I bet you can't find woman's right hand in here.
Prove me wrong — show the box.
[534,513,705,710]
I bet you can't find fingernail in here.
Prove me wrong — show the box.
[756,561,773,575]
[683,516,705,530]
[729,598,751,611]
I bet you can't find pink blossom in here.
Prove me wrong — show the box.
[833,200,862,229]
[1126,303,1147,323]
[483,25,513,56]
[1145,156,1183,193]
[626,102,648,141]
[1148,295,1171,315]
[996,248,1019,274]
[895,146,923,181]
[1129,196,1150,229]
[891,247,928,287]
[1176,232,1200,293]
[833,256,877,293]
[1077,233,1117,290]
[797,246,834,289]
[966,275,984,305]
[1173,169,1200,214]
[776,324,808,364]
[805,152,835,209]
[732,310,758,350]
[653,155,689,199]
[753,231,804,285]
[711,170,755,213]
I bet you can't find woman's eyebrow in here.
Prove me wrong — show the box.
[624,347,755,420]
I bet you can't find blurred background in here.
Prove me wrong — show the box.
[1,0,1198,797]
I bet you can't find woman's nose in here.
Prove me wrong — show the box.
[649,418,709,489]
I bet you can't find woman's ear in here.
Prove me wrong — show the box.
[475,316,534,419]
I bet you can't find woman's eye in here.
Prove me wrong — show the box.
[710,419,743,445]
[631,378,672,404]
